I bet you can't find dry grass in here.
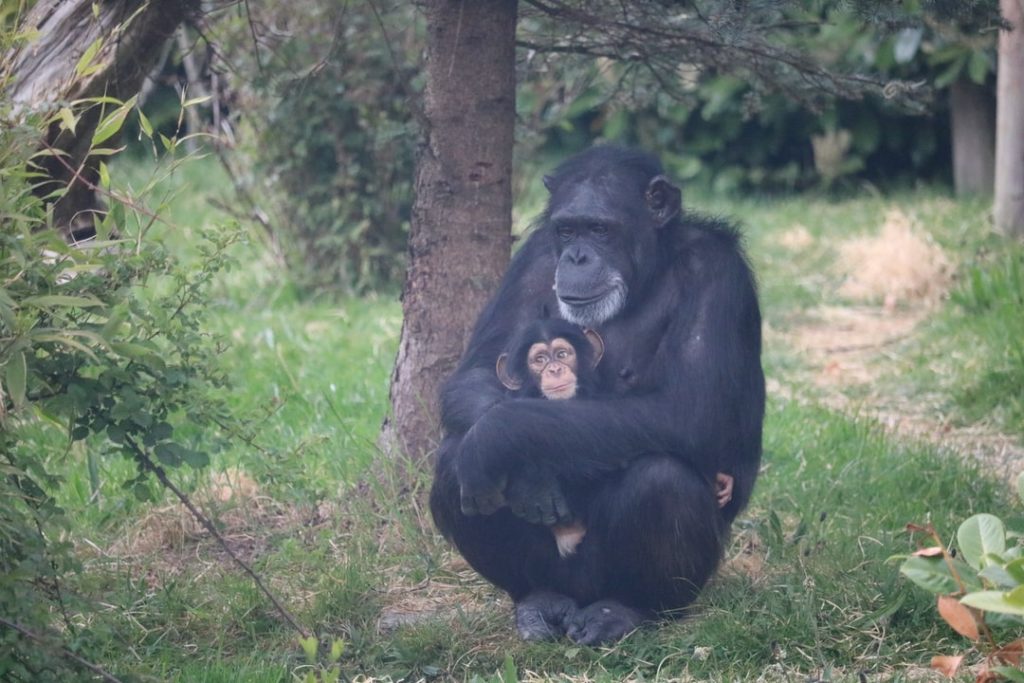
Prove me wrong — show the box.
[835,208,953,308]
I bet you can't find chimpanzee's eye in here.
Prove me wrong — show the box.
[556,225,575,241]
[556,349,569,360]
[590,224,609,236]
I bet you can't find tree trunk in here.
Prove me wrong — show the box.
[381,0,518,461]
[951,78,995,197]
[995,0,1024,237]
[4,0,198,240]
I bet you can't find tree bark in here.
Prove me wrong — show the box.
[3,0,198,239]
[951,78,995,197]
[995,0,1024,237]
[382,0,518,461]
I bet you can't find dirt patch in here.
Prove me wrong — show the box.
[791,305,927,390]
[774,207,1024,485]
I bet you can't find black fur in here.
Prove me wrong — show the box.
[429,145,765,643]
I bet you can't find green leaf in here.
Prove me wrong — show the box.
[961,590,1024,616]
[5,351,27,408]
[137,109,154,138]
[183,95,212,108]
[980,564,1019,589]
[92,96,137,146]
[328,639,344,663]
[74,37,103,78]
[58,107,78,135]
[181,448,209,470]
[992,667,1024,683]
[1008,585,1024,606]
[154,443,184,467]
[143,422,173,447]
[1007,558,1024,584]
[900,555,962,594]
[967,51,991,85]
[98,161,110,190]
[958,514,1006,569]
[133,481,153,502]
[298,635,318,665]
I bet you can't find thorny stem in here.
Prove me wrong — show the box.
[123,434,311,638]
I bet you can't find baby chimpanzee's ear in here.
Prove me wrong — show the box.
[583,328,604,368]
[495,353,522,390]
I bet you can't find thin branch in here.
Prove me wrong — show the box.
[0,617,125,683]
[123,435,310,638]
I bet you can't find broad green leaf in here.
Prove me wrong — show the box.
[1007,558,1024,584]
[980,564,1019,589]
[1008,585,1024,607]
[328,639,344,662]
[181,448,209,469]
[143,422,173,447]
[961,590,1024,616]
[958,514,1006,569]
[74,37,104,78]
[5,351,27,407]
[991,667,1024,683]
[900,555,959,595]
[154,443,183,467]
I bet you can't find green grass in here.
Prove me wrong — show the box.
[32,155,1024,681]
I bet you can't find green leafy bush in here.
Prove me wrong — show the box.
[0,94,239,679]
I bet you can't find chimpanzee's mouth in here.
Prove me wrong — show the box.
[557,290,610,307]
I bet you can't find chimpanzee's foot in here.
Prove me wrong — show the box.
[515,590,579,641]
[565,599,648,645]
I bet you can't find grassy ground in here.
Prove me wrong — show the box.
[45,156,1024,682]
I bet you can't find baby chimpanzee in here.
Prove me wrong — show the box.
[496,319,733,557]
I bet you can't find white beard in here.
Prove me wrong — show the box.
[557,278,627,328]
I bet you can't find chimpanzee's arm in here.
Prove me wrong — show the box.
[458,238,764,521]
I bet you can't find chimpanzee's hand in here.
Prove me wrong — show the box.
[505,465,572,526]
[457,433,508,516]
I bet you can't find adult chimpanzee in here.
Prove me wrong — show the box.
[429,145,764,645]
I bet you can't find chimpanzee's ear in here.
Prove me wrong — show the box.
[543,174,556,193]
[583,328,604,368]
[645,175,682,228]
[496,353,522,390]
